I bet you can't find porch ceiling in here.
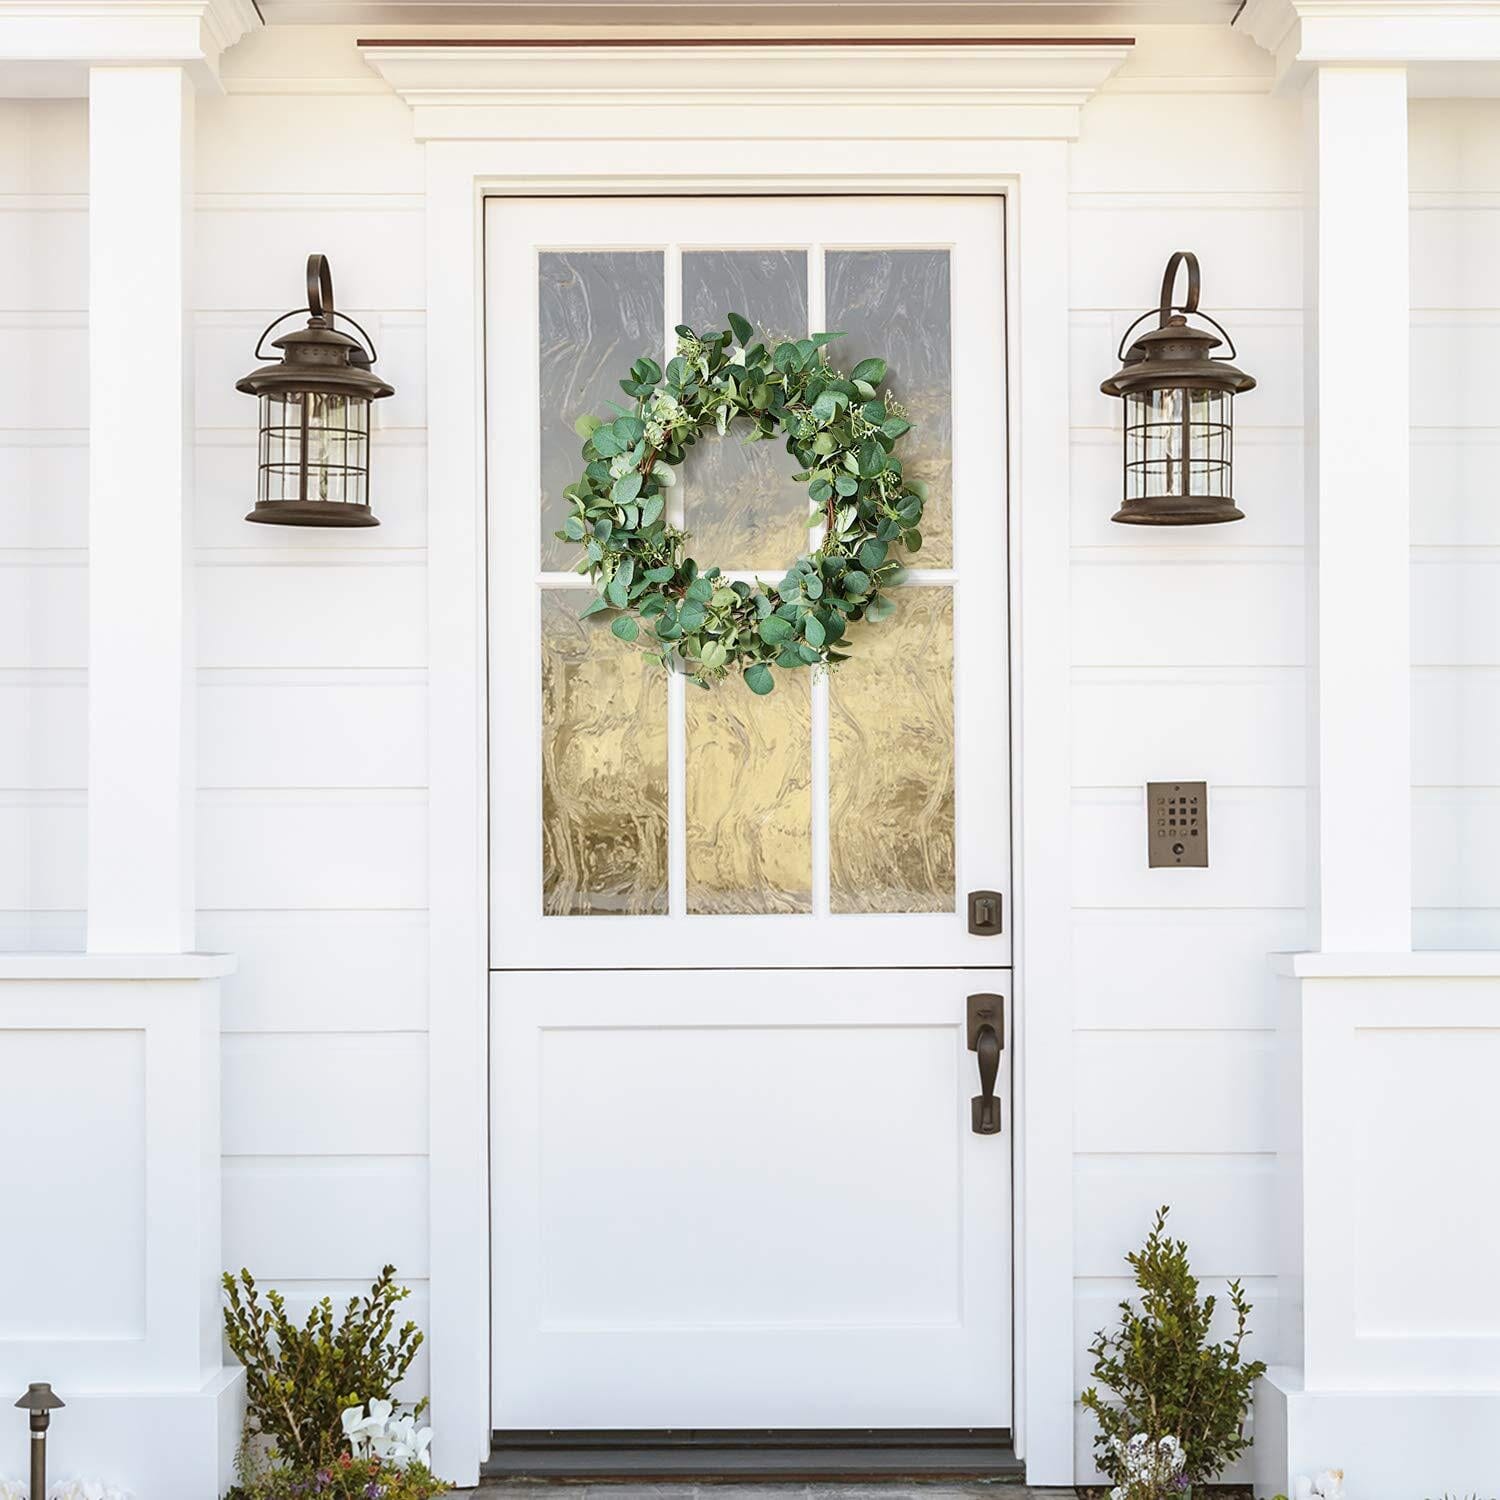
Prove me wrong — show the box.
[255,0,1236,28]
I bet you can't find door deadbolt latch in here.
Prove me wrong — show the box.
[967,890,1003,936]
[967,992,1005,1136]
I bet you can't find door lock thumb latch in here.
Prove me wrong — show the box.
[967,889,1003,936]
[967,993,1005,1136]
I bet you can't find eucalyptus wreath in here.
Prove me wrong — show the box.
[559,311,924,695]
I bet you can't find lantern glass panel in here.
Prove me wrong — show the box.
[1123,385,1233,501]
[255,390,371,508]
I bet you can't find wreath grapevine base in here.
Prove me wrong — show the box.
[559,311,924,695]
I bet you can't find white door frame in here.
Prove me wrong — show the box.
[363,37,1133,1485]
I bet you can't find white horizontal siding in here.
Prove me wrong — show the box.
[1411,100,1500,948]
[0,103,89,948]
[1069,47,1308,1474]
[192,45,434,1350]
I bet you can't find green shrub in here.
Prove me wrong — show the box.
[225,1454,447,1500]
[1081,1205,1266,1485]
[222,1265,426,1470]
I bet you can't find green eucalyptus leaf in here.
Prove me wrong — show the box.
[611,616,640,642]
[611,471,643,505]
[744,662,774,695]
[727,312,753,346]
[758,615,794,645]
[851,357,887,385]
[574,413,603,439]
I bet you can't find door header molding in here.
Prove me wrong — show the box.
[358,36,1132,139]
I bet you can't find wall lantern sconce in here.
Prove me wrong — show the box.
[15,1383,63,1500]
[1101,250,1255,525]
[236,254,394,528]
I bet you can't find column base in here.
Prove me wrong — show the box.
[1255,1367,1500,1499]
[0,1367,245,1500]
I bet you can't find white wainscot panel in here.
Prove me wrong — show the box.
[1413,788,1500,909]
[0,445,88,550]
[200,909,429,1033]
[223,1032,429,1155]
[1071,668,1306,788]
[224,1156,429,1280]
[0,797,85,910]
[195,95,424,196]
[1069,206,1301,312]
[1413,666,1500,788]
[199,674,427,789]
[1072,788,1306,909]
[196,562,426,669]
[1353,1025,1500,1341]
[0,676,85,790]
[1070,94,1300,195]
[0,562,86,670]
[194,208,425,313]
[1075,1030,1277,1154]
[1410,435,1500,547]
[1073,558,1305,669]
[0,208,86,315]
[197,791,427,910]
[1411,318,1500,430]
[0,1027,145,1337]
[1074,1154,1278,1278]
[0,321,87,431]
[195,438,428,549]
[1070,313,1303,433]
[1072,908,1308,1029]
[1413,556,1500,667]
[1072,431,1304,548]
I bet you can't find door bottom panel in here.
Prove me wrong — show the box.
[483,1429,1022,1481]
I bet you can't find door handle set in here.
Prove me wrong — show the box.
[967,993,1005,1135]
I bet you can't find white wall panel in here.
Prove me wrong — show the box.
[0,445,89,550]
[0,208,87,314]
[196,561,426,669]
[198,674,426,788]
[0,798,85,911]
[0,676,85,789]
[1411,435,1500,547]
[1072,909,1307,1030]
[1074,1155,1278,1277]
[1072,560,1305,668]
[201,909,429,1034]
[1072,668,1305,788]
[1075,1031,1278,1154]
[222,1032,429,1155]
[1414,667,1500,787]
[0,320,87,432]
[197,792,427,910]
[1412,556,1500,666]
[196,94,424,196]
[1069,206,1301,312]
[224,1157,430,1278]
[1414,789,1500,909]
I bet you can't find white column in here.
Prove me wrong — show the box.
[1303,66,1411,953]
[87,66,196,954]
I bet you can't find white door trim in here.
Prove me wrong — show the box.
[392,45,1103,1470]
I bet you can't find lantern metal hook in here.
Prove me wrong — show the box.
[1115,249,1240,365]
[248,253,381,368]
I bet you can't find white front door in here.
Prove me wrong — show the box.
[486,196,1011,1432]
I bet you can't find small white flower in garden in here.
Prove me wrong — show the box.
[46,1482,132,1500]
[1314,1471,1345,1500]
[341,1398,433,1471]
[1,1481,28,1500]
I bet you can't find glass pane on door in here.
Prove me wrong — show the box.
[535,237,959,920]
